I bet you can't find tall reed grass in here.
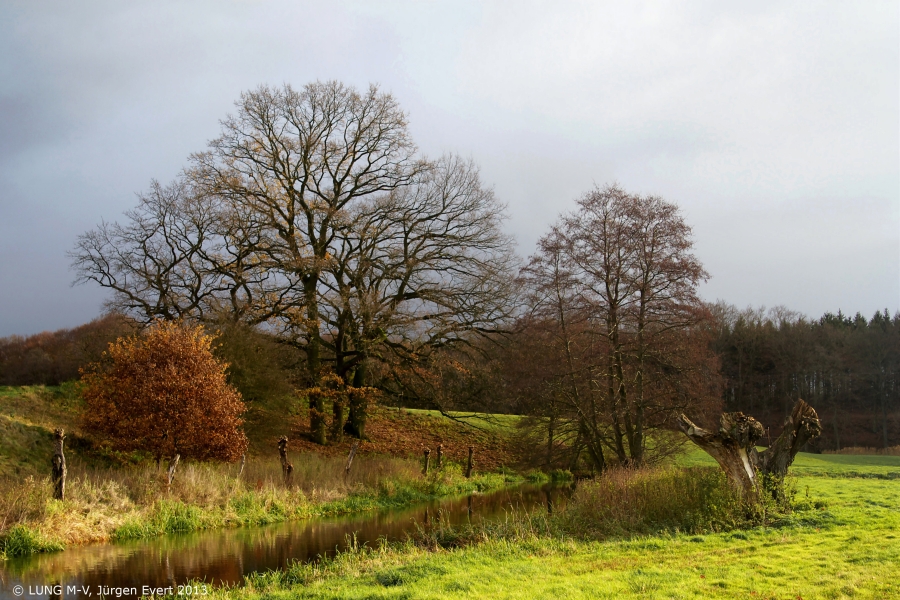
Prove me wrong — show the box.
[410,466,757,552]
[555,466,751,537]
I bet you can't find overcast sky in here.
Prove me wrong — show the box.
[1,0,897,336]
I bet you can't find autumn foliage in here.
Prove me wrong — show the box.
[80,321,248,462]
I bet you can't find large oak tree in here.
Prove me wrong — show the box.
[71,81,517,442]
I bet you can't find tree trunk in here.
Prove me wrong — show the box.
[757,399,822,481]
[546,414,555,469]
[308,389,327,446]
[331,395,345,445]
[304,276,327,445]
[678,399,821,500]
[51,429,66,501]
[578,418,606,474]
[347,361,368,439]
[677,412,763,497]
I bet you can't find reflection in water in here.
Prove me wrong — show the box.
[0,485,570,600]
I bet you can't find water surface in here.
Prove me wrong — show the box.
[0,484,569,600]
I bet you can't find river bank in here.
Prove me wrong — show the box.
[0,483,570,597]
[0,385,529,557]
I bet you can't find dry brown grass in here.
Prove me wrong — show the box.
[0,385,515,550]
[554,466,748,537]
[0,453,422,545]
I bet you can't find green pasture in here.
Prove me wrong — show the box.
[210,453,900,600]
[677,445,900,478]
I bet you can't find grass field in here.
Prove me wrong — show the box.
[204,452,900,600]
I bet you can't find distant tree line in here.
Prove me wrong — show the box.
[710,304,900,450]
[0,314,137,385]
[6,302,894,454]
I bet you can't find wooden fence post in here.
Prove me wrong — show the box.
[52,429,66,501]
[278,436,294,487]
[166,454,180,491]
[423,448,431,476]
[345,439,360,476]
[436,444,443,469]
[466,446,474,478]
[238,453,246,478]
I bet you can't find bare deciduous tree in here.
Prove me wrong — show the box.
[71,81,518,443]
[515,185,718,469]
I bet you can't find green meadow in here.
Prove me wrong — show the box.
[205,452,900,600]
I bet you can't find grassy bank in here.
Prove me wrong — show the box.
[0,456,516,557]
[0,385,522,558]
[200,453,900,600]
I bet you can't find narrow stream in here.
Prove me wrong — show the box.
[0,484,569,600]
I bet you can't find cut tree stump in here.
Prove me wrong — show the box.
[678,399,821,499]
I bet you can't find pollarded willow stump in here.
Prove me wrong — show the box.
[677,411,763,497]
[758,399,822,481]
[678,399,821,499]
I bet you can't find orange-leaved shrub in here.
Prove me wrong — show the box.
[80,321,248,463]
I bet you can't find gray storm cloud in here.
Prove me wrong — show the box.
[0,0,897,335]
